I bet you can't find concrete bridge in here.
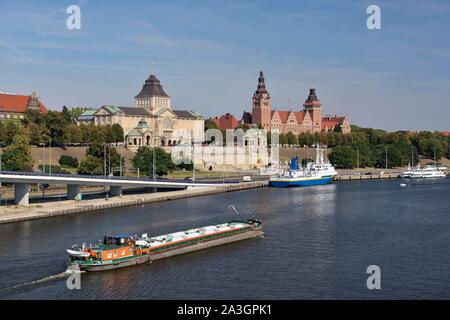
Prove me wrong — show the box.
[0,171,235,206]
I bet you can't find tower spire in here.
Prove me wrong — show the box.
[252,70,271,129]
[256,70,267,93]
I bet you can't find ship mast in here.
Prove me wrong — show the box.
[229,205,245,222]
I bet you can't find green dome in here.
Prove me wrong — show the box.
[136,118,149,129]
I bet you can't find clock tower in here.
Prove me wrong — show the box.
[252,70,271,130]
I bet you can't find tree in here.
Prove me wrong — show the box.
[84,142,123,175]
[23,109,44,126]
[204,119,218,130]
[28,123,49,145]
[69,107,85,124]
[298,133,314,147]
[279,133,287,146]
[410,132,448,160]
[236,123,250,130]
[328,145,357,169]
[1,134,34,171]
[62,106,72,125]
[81,123,106,145]
[102,125,116,144]
[111,123,124,145]
[63,124,83,145]
[5,120,21,145]
[286,132,298,145]
[78,155,104,175]
[132,147,175,178]
[44,111,65,145]
[374,144,418,169]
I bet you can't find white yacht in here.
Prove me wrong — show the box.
[399,148,446,179]
[399,166,414,178]
[403,164,446,179]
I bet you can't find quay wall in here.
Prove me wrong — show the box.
[334,173,400,181]
[334,171,449,181]
[0,181,268,225]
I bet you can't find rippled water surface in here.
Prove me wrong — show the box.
[0,178,449,299]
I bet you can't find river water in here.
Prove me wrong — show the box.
[0,178,449,299]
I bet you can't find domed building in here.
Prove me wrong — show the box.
[134,74,171,113]
[80,73,205,148]
[125,118,153,149]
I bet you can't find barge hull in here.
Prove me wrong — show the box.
[151,229,262,261]
[79,255,150,272]
[77,230,261,271]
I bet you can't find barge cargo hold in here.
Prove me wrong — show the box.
[67,219,262,272]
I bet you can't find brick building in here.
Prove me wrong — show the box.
[212,71,351,134]
[0,91,48,121]
[211,113,240,130]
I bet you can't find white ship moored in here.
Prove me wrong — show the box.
[400,164,446,179]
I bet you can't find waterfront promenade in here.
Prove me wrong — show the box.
[0,180,267,224]
[1,168,448,225]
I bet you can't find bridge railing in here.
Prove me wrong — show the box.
[0,170,240,184]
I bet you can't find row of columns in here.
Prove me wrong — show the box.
[12,184,123,206]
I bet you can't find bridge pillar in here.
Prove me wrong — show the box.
[109,186,122,197]
[14,183,30,206]
[67,185,81,200]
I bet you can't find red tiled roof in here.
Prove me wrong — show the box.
[272,110,290,123]
[293,111,306,123]
[0,93,48,113]
[442,131,450,137]
[212,113,240,130]
[322,116,346,130]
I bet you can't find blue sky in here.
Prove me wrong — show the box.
[0,0,449,131]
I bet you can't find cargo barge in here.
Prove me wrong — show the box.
[67,218,262,272]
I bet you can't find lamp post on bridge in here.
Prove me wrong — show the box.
[120,153,123,177]
[356,145,360,171]
[153,146,156,181]
[385,146,388,172]
[103,143,108,178]
[43,135,52,176]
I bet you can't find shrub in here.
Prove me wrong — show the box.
[59,155,79,168]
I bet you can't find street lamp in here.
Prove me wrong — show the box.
[153,146,156,180]
[192,143,196,182]
[103,143,107,178]
[346,145,359,171]
[120,153,123,177]
[43,135,52,175]
[356,146,359,171]
[385,146,388,171]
